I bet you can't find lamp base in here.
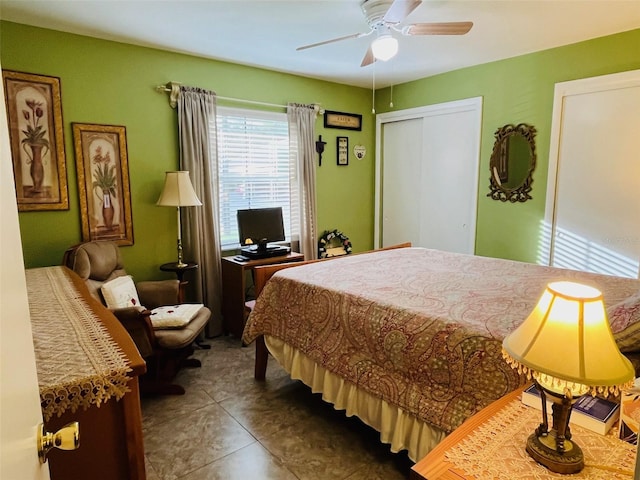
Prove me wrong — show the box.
[526,432,584,474]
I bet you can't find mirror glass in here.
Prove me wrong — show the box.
[488,123,537,202]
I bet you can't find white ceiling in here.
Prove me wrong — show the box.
[1,0,639,89]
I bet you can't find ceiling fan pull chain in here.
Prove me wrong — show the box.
[372,64,376,114]
[390,83,394,108]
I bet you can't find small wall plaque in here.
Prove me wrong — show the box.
[353,145,366,160]
[337,137,349,166]
[324,110,362,131]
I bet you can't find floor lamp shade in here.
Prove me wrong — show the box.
[157,171,201,266]
[156,171,202,208]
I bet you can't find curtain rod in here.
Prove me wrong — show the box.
[155,82,323,114]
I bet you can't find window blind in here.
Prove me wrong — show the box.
[216,107,295,249]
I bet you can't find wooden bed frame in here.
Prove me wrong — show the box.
[244,245,640,462]
[250,242,412,380]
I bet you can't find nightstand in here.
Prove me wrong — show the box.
[160,261,198,303]
[411,387,636,480]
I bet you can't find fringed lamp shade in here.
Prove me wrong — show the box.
[502,281,634,474]
[503,281,634,397]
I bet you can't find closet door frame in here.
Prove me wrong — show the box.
[543,69,640,275]
[374,97,483,249]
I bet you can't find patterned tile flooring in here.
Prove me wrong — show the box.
[141,336,413,480]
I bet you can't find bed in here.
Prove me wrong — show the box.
[241,247,640,462]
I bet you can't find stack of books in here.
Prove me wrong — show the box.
[619,378,640,444]
[521,383,620,435]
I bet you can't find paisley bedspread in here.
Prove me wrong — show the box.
[242,248,639,433]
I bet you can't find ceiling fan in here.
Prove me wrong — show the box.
[297,0,473,67]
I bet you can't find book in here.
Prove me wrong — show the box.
[521,383,620,435]
[619,377,640,444]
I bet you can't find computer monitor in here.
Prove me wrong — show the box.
[237,207,285,253]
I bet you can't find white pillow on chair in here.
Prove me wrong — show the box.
[101,275,142,309]
[149,304,204,329]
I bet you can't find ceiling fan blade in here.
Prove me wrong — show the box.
[297,32,366,51]
[383,0,422,24]
[403,21,473,36]
[360,46,376,67]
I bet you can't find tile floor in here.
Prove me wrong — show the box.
[141,336,413,480]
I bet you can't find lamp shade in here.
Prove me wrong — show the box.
[371,34,398,62]
[503,281,634,396]
[156,171,202,207]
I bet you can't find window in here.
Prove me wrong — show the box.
[215,107,298,249]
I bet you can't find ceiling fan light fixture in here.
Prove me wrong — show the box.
[371,34,398,61]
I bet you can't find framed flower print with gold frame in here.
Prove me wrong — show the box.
[72,123,134,245]
[2,70,68,211]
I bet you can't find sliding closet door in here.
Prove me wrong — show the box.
[419,111,479,253]
[545,70,640,278]
[381,118,423,247]
[376,98,482,254]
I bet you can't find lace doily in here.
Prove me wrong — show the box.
[445,399,636,479]
[26,267,131,421]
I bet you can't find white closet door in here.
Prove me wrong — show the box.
[546,70,640,278]
[419,110,479,253]
[376,98,482,254]
[381,118,423,247]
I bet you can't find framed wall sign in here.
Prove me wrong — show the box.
[324,110,362,131]
[337,136,349,166]
[73,123,134,245]
[3,70,68,211]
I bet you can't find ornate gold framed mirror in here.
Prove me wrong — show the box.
[487,123,537,202]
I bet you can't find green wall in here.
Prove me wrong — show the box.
[0,21,376,280]
[375,28,640,263]
[3,21,639,277]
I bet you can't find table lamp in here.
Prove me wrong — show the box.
[502,281,634,474]
[156,171,202,267]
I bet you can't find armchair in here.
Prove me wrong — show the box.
[63,240,211,395]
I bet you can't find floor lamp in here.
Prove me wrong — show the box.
[157,171,202,267]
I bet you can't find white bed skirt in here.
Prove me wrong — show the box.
[264,335,446,462]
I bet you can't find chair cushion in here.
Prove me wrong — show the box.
[101,275,142,309]
[67,241,125,282]
[136,279,180,310]
[154,307,211,350]
[149,304,204,329]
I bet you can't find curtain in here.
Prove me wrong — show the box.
[177,86,223,337]
[287,103,318,259]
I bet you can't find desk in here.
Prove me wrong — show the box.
[411,387,635,480]
[221,252,304,338]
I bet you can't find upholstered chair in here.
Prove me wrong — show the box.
[63,240,211,395]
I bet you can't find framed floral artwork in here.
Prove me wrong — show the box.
[72,123,134,245]
[2,70,68,211]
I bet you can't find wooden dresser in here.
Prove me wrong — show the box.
[27,266,146,480]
